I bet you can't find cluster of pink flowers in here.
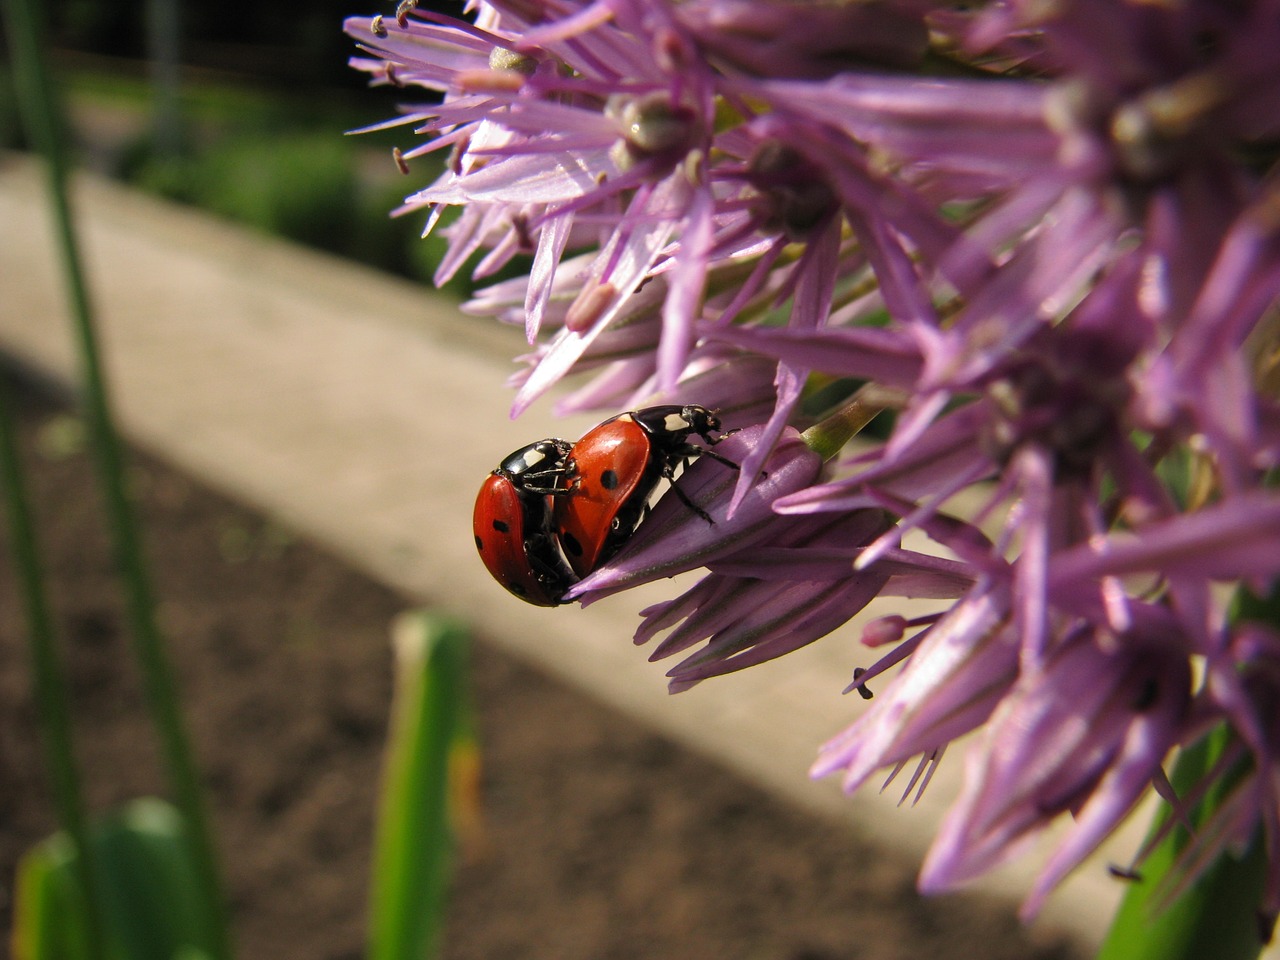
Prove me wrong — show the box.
[347,0,1280,924]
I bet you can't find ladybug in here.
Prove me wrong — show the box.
[554,405,737,578]
[473,438,577,606]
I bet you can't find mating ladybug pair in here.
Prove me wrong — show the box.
[473,405,737,606]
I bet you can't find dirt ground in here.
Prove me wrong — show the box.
[0,372,1081,960]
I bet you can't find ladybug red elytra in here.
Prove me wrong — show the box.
[473,438,577,606]
[554,404,737,578]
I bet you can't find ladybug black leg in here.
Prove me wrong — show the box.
[524,482,577,496]
[670,481,715,524]
[671,442,740,473]
[520,463,579,496]
[695,446,740,471]
[693,437,769,481]
[660,453,718,524]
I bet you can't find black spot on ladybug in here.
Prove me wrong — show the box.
[561,530,583,557]
[474,535,484,551]
[601,469,619,490]
[492,519,510,534]
[510,582,528,597]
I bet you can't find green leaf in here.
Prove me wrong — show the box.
[12,798,217,960]
[12,836,93,960]
[366,612,473,960]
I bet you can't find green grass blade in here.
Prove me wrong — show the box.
[0,2,232,956]
[13,798,217,960]
[12,835,94,960]
[367,612,473,960]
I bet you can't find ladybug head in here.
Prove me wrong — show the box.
[680,404,722,441]
[498,438,573,478]
[680,404,721,435]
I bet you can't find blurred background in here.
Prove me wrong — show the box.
[1,0,472,291]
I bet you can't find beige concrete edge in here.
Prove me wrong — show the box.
[2,151,1215,955]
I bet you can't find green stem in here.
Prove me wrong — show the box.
[0,381,108,959]
[0,7,233,958]
[800,382,896,461]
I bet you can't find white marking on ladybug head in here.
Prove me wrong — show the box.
[663,413,687,432]
[523,448,548,468]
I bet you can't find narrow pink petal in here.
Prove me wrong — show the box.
[658,186,715,391]
[525,206,574,342]
[1047,491,1280,587]
[730,217,840,514]
[1013,445,1052,671]
[512,181,682,415]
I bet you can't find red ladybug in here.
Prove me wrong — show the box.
[473,438,577,606]
[554,405,737,578]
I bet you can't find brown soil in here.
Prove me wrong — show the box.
[0,372,1080,960]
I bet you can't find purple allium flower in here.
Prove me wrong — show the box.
[349,0,1280,925]
[919,612,1194,922]
[346,0,720,352]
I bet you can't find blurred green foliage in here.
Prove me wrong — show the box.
[0,0,493,295]
[0,55,483,295]
[13,799,217,960]
[368,612,475,960]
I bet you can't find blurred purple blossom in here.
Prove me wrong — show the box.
[349,0,1280,926]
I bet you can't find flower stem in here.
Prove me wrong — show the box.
[800,382,898,461]
[0,4,233,957]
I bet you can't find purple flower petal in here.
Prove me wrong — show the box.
[525,204,575,341]
[777,402,995,514]
[512,178,686,414]
[812,585,1019,793]
[918,625,1191,918]
[707,324,924,387]
[658,185,715,391]
[730,216,841,513]
[1048,491,1280,589]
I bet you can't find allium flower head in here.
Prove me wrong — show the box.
[350,0,1280,928]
